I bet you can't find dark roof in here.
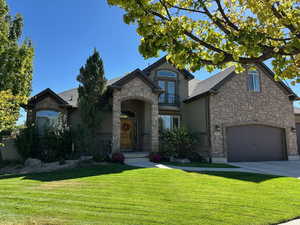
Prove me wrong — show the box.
[143,56,195,80]
[185,66,236,103]
[57,69,162,107]
[185,63,298,103]
[28,88,69,106]
[57,77,122,107]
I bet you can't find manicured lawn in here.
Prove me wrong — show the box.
[0,164,300,225]
[163,162,239,168]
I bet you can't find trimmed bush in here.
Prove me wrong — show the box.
[187,151,207,163]
[149,153,162,163]
[111,152,125,164]
[159,127,199,159]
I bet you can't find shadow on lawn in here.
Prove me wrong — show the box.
[0,164,139,182]
[197,171,283,183]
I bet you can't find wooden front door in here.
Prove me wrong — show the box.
[120,119,135,150]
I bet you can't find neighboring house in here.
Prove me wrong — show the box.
[25,57,300,162]
[294,107,300,155]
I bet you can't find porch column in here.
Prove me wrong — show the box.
[151,101,159,152]
[112,93,121,153]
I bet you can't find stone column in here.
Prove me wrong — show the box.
[151,101,159,152]
[112,93,121,153]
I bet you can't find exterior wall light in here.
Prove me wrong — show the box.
[215,125,221,132]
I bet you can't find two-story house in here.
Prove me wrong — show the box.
[26,57,300,162]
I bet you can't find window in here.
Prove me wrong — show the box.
[248,70,260,92]
[157,70,177,78]
[36,110,61,133]
[158,80,177,104]
[159,115,180,131]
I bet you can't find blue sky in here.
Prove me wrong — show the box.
[6,0,300,123]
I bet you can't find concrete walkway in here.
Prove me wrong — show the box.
[229,161,300,178]
[125,159,267,174]
[280,219,300,225]
[126,158,300,178]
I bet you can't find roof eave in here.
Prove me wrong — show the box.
[183,91,211,103]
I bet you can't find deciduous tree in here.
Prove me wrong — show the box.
[0,0,34,139]
[107,0,300,81]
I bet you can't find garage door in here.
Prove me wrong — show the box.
[227,125,286,162]
[296,123,300,154]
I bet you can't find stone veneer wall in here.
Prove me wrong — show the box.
[112,77,159,153]
[209,66,298,162]
[27,96,68,125]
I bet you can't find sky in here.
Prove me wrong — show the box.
[6,0,300,123]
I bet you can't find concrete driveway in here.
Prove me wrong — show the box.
[230,161,300,178]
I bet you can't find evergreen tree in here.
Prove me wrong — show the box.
[76,49,107,153]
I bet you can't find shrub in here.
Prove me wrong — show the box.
[15,125,79,163]
[159,127,199,159]
[187,151,206,163]
[111,152,125,164]
[15,125,39,160]
[149,153,162,163]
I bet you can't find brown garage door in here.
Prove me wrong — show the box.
[296,123,300,155]
[227,125,286,162]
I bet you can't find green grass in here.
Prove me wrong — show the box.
[0,164,299,225]
[163,161,239,168]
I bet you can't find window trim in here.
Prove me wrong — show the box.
[247,69,261,92]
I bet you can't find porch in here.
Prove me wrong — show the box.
[110,70,161,153]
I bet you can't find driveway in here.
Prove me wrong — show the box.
[229,161,300,178]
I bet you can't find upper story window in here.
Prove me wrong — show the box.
[157,70,178,105]
[36,110,61,134]
[157,70,177,78]
[159,80,177,104]
[248,70,260,92]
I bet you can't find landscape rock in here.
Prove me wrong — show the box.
[24,158,42,168]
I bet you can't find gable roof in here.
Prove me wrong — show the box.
[27,88,69,107]
[110,69,162,92]
[143,56,195,80]
[185,66,236,103]
[57,70,162,107]
[257,62,297,98]
[185,64,298,103]
[57,77,122,107]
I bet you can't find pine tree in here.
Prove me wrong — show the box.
[76,49,107,153]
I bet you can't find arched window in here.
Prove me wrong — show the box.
[36,110,61,133]
[157,70,177,78]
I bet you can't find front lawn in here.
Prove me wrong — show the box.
[0,164,299,225]
[163,162,238,168]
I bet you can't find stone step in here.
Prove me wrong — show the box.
[123,152,149,159]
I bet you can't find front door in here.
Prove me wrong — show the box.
[120,119,135,150]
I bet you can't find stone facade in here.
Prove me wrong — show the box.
[209,66,298,162]
[112,77,159,153]
[27,96,67,125]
